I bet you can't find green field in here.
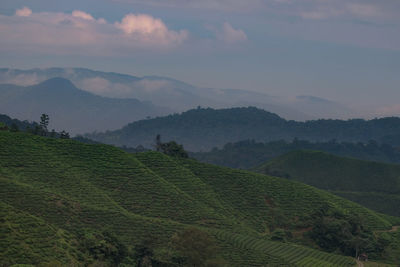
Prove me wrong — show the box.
[1,132,399,266]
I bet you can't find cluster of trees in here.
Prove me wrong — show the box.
[134,227,224,266]
[77,227,224,266]
[0,114,37,132]
[0,113,71,139]
[308,206,389,259]
[155,134,188,158]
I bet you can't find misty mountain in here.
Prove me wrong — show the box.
[0,78,171,134]
[0,67,353,120]
[85,107,400,151]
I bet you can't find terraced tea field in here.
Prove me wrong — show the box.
[1,131,399,266]
[257,150,400,217]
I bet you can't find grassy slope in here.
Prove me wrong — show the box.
[256,150,400,218]
[1,132,398,266]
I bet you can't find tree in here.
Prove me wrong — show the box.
[0,122,8,131]
[170,227,224,266]
[134,239,155,267]
[161,141,189,158]
[60,130,70,139]
[40,114,50,135]
[10,123,19,132]
[33,125,41,135]
[154,135,189,158]
[155,134,162,152]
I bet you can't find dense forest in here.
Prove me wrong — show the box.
[86,107,400,151]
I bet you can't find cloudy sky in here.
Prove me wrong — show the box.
[1,0,400,113]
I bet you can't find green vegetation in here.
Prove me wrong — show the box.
[1,131,399,266]
[85,107,400,151]
[0,113,70,139]
[192,139,400,169]
[256,150,400,217]
[0,113,38,131]
[155,134,189,158]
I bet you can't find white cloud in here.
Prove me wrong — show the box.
[217,23,247,43]
[115,13,188,45]
[0,8,188,56]
[0,71,43,86]
[76,77,173,98]
[72,10,95,21]
[15,7,32,17]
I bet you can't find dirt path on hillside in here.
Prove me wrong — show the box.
[375,225,399,233]
[356,259,364,267]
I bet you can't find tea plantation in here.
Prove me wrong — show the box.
[1,131,399,266]
[257,150,400,217]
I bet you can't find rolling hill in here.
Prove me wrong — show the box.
[1,131,400,266]
[191,139,400,169]
[85,107,400,151]
[256,150,400,217]
[0,77,171,134]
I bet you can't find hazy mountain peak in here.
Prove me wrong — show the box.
[36,77,76,88]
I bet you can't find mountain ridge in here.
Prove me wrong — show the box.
[0,77,171,134]
[85,106,400,151]
[0,67,355,120]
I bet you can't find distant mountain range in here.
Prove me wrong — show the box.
[0,77,171,134]
[0,67,356,121]
[85,107,400,151]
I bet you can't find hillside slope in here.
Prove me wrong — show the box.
[256,150,400,217]
[0,78,171,134]
[191,139,400,169]
[86,107,400,151]
[1,132,399,265]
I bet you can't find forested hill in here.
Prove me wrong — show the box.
[2,131,400,265]
[191,139,400,169]
[0,113,38,130]
[86,107,400,151]
[256,150,400,217]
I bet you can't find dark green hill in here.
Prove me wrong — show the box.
[85,107,400,151]
[1,131,400,266]
[256,150,400,217]
[0,113,38,131]
[191,139,400,169]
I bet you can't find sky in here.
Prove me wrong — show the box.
[1,0,400,114]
